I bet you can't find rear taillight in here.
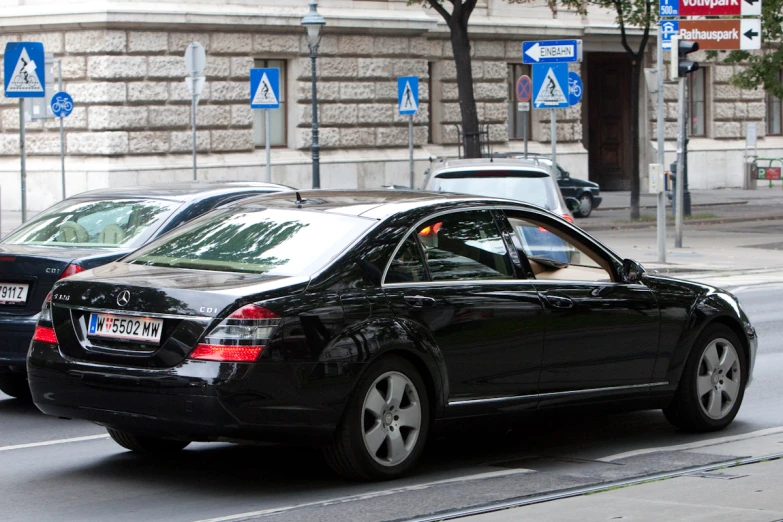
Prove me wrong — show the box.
[58,263,85,280]
[33,292,58,345]
[189,304,281,362]
[562,214,575,223]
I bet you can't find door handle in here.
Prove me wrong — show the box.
[404,295,437,308]
[541,294,574,309]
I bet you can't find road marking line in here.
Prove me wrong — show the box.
[0,434,109,452]
[192,468,534,522]
[599,426,783,462]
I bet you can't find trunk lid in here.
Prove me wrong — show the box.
[0,244,118,316]
[50,262,307,368]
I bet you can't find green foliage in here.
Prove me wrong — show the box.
[710,0,783,99]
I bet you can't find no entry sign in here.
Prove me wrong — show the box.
[678,19,761,50]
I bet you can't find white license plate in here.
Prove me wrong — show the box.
[0,283,29,304]
[87,313,163,344]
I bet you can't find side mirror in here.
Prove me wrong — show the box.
[562,170,570,179]
[564,197,580,214]
[622,258,646,283]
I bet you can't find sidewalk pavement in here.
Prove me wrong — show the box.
[462,431,783,522]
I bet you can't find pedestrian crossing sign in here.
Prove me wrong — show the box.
[4,42,46,98]
[250,68,280,109]
[532,63,569,109]
[398,76,419,115]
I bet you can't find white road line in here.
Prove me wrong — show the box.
[192,468,534,522]
[0,434,109,452]
[599,426,783,462]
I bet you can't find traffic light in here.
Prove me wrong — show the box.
[669,35,700,79]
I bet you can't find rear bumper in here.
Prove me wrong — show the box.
[0,314,38,368]
[27,341,354,444]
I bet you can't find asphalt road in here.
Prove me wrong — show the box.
[1,279,781,522]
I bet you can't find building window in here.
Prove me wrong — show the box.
[767,71,782,136]
[507,64,532,141]
[253,59,286,147]
[688,67,706,137]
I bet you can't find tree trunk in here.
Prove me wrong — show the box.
[629,58,641,220]
[449,19,481,158]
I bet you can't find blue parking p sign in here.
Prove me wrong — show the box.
[3,42,46,98]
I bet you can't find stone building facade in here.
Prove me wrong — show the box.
[0,0,779,211]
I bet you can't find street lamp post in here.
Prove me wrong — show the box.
[301,0,325,189]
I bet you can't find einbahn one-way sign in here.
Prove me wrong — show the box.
[679,19,761,50]
[523,40,583,64]
[679,0,761,17]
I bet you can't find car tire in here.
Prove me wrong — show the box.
[663,324,746,432]
[0,371,31,400]
[323,355,430,481]
[107,428,191,454]
[575,194,593,218]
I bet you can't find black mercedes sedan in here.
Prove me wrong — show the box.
[0,182,292,398]
[28,190,756,481]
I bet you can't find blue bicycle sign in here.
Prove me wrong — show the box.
[51,91,74,118]
[568,72,583,106]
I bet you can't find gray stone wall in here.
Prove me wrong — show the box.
[649,48,765,140]
[0,29,585,157]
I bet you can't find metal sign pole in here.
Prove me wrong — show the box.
[523,111,529,159]
[550,109,557,171]
[265,109,271,183]
[675,77,686,248]
[408,115,414,188]
[58,59,65,200]
[19,99,27,223]
[191,83,197,181]
[656,33,666,262]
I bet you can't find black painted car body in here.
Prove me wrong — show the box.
[0,182,292,396]
[28,190,756,479]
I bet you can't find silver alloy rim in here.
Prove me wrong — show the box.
[579,195,592,215]
[361,370,422,467]
[697,337,742,420]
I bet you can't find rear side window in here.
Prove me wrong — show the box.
[385,235,428,284]
[416,210,513,281]
[125,208,374,276]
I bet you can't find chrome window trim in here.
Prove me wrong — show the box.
[447,382,669,407]
[53,303,213,322]
[380,206,515,287]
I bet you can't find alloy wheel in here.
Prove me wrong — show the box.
[361,371,422,467]
[697,337,741,420]
[578,194,592,217]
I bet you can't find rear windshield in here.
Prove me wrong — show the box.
[428,170,558,210]
[124,208,375,276]
[3,198,180,248]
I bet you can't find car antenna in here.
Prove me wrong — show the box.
[295,191,307,208]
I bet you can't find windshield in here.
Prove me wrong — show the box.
[428,170,558,210]
[3,198,180,248]
[125,208,375,276]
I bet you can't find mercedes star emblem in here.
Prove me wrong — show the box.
[117,290,131,307]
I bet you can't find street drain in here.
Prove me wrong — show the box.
[686,471,748,480]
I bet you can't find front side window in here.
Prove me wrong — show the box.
[506,213,612,282]
[253,59,287,147]
[416,210,513,281]
[3,198,180,248]
[125,208,374,276]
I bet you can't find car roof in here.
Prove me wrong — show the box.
[67,182,295,202]
[235,189,545,220]
[429,157,553,176]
